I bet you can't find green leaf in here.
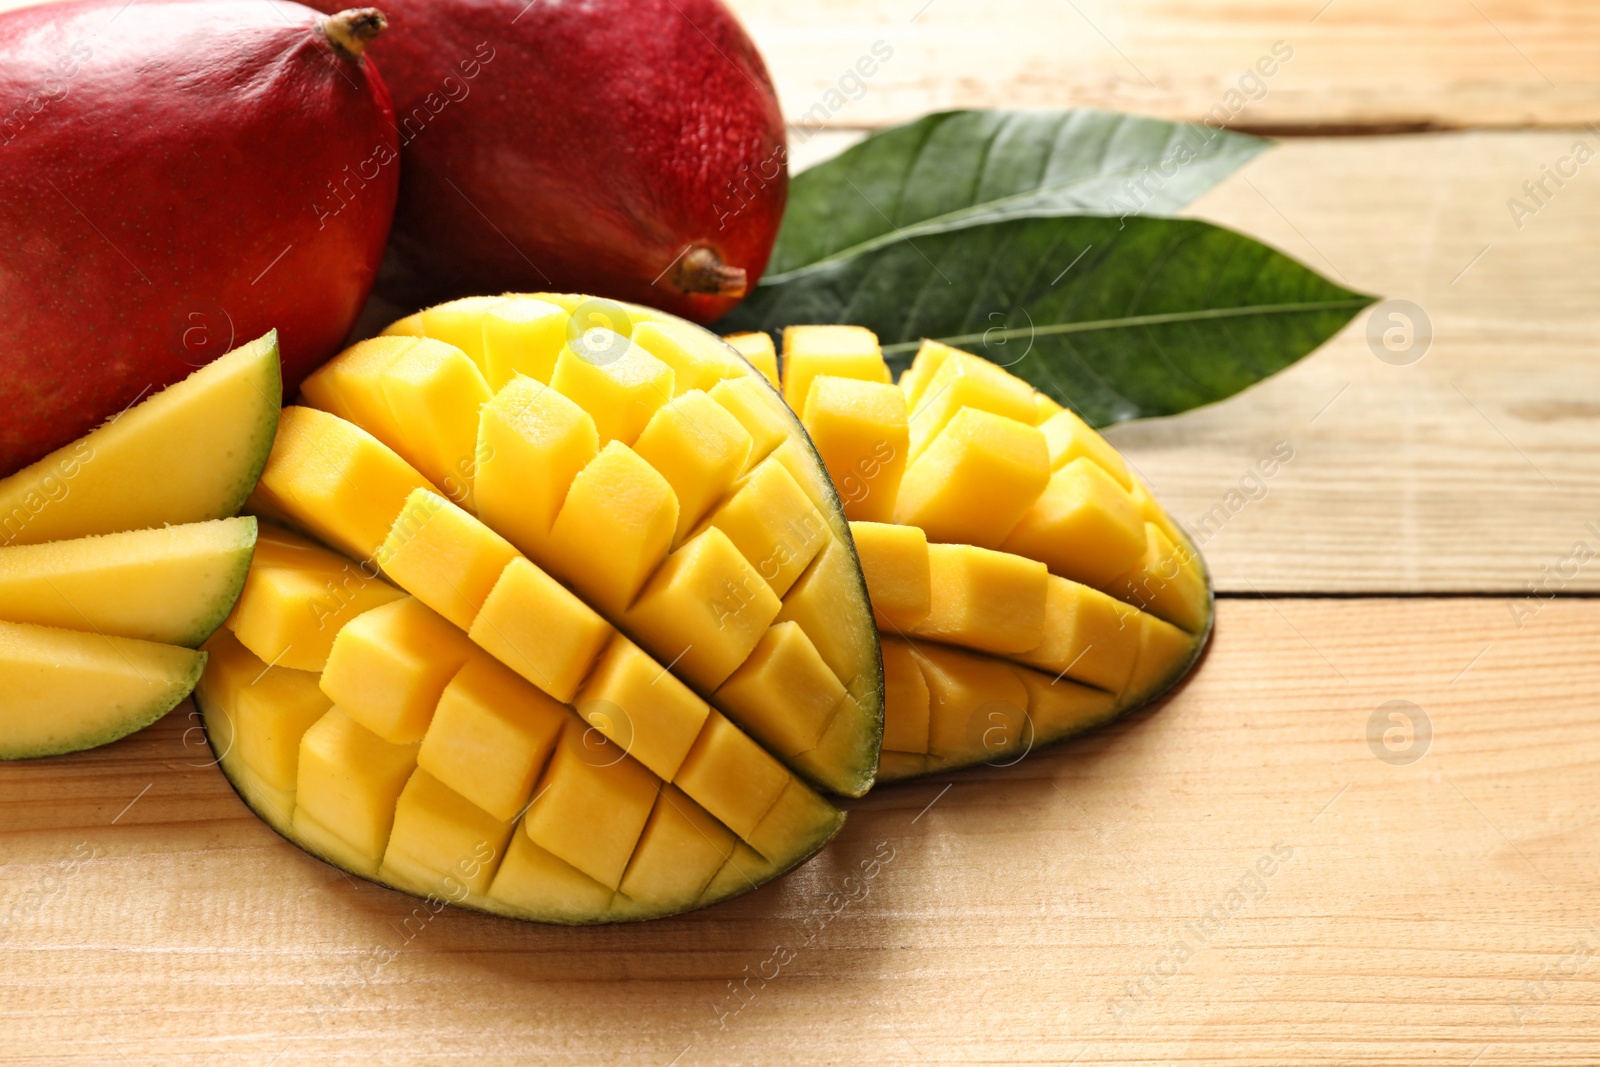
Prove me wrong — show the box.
[769,109,1270,278]
[720,215,1375,427]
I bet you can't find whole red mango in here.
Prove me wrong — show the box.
[311,0,787,325]
[0,1,398,476]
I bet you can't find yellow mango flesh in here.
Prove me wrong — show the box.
[470,556,613,706]
[482,296,569,389]
[803,376,908,523]
[251,406,431,562]
[633,390,752,544]
[545,441,679,615]
[549,333,674,447]
[1000,457,1148,586]
[0,620,205,759]
[780,325,890,410]
[704,458,827,599]
[229,524,404,673]
[474,378,598,559]
[789,327,1211,782]
[215,295,874,925]
[0,517,256,648]
[417,651,567,822]
[893,407,1050,548]
[321,596,475,744]
[714,621,846,757]
[379,490,520,632]
[909,543,1048,655]
[623,526,780,693]
[720,330,780,389]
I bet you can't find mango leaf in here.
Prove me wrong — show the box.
[721,215,1375,427]
[769,109,1270,277]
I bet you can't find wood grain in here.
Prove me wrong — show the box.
[730,0,1600,132]
[2,598,1597,1065]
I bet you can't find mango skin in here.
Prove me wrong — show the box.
[0,0,397,476]
[311,0,786,324]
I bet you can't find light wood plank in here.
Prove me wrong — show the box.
[2,598,1597,1064]
[732,0,1600,131]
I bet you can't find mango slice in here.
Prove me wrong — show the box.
[205,296,876,925]
[780,330,1213,780]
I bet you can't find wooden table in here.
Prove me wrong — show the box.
[4,2,1600,1064]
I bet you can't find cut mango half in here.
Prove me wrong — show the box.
[0,334,280,758]
[767,329,1212,781]
[205,295,878,923]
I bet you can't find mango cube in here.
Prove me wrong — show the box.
[384,769,516,898]
[475,378,599,559]
[623,526,781,693]
[917,642,1031,761]
[849,520,931,631]
[320,596,475,744]
[254,407,432,562]
[706,458,826,598]
[633,389,753,543]
[482,296,570,389]
[910,543,1048,655]
[907,350,1038,461]
[671,711,789,839]
[1013,576,1142,693]
[1015,667,1118,741]
[377,339,493,506]
[780,325,889,409]
[894,407,1050,548]
[384,295,504,370]
[298,336,410,435]
[708,376,791,469]
[1108,522,1209,633]
[545,442,679,614]
[490,830,613,921]
[379,490,521,632]
[296,707,419,863]
[470,557,613,705]
[714,622,846,757]
[1035,392,1065,424]
[203,628,331,791]
[549,332,675,446]
[774,536,875,687]
[1001,457,1148,586]
[898,339,965,410]
[575,634,711,780]
[417,651,567,821]
[617,787,738,907]
[632,319,747,396]
[523,719,661,890]
[1123,612,1198,705]
[720,331,780,388]
[880,637,930,754]
[744,777,840,864]
[801,376,908,523]
[1039,408,1131,488]
[229,540,404,672]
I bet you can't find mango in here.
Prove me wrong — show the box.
[205,296,873,925]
